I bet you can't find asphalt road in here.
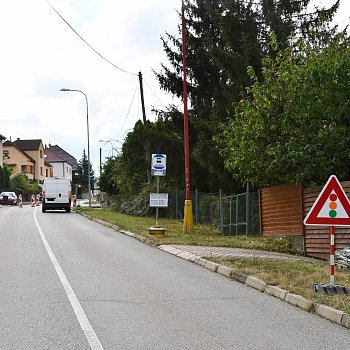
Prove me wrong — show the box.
[0,205,349,349]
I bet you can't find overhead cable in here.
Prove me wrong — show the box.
[46,0,138,76]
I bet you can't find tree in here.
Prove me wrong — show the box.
[0,165,11,189]
[11,173,41,194]
[218,32,350,187]
[153,0,339,193]
[76,149,95,192]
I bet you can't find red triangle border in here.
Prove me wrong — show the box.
[304,175,350,226]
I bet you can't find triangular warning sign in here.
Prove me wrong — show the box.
[304,175,350,226]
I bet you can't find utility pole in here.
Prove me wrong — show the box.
[181,0,194,234]
[138,71,151,183]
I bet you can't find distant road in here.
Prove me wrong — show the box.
[1,205,349,349]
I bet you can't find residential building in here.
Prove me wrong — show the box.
[44,144,78,181]
[3,138,52,182]
[0,134,5,168]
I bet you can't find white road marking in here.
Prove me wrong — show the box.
[33,207,104,350]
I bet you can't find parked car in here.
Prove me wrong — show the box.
[0,192,18,205]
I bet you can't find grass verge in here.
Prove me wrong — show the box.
[79,208,299,253]
[78,207,350,314]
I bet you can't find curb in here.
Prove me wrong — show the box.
[157,247,350,330]
[76,211,350,330]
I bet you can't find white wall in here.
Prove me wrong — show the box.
[51,162,72,180]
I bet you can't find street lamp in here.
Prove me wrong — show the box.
[99,139,115,157]
[60,88,91,208]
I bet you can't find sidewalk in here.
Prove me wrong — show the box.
[160,245,314,263]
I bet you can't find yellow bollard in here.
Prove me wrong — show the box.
[183,200,194,234]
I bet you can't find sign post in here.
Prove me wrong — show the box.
[149,154,167,236]
[304,175,350,294]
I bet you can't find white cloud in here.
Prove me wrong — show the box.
[0,0,348,174]
[0,0,180,173]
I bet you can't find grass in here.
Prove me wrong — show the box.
[78,207,350,314]
[79,208,300,253]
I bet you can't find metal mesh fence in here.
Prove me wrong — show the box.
[220,192,260,236]
[167,189,260,236]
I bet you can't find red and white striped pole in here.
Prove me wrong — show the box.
[18,194,23,208]
[330,226,335,286]
[31,194,35,207]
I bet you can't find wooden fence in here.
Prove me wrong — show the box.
[259,181,350,259]
[259,183,303,237]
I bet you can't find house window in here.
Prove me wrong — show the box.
[21,165,26,173]
[40,167,43,175]
[40,150,43,158]
[45,169,48,177]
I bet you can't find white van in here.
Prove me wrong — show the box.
[42,177,72,213]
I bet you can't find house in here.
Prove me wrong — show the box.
[0,134,5,168]
[44,144,79,181]
[3,138,53,183]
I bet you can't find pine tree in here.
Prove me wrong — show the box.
[77,149,95,191]
[153,0,339,192]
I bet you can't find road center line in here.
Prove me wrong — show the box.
[33,207,104,350]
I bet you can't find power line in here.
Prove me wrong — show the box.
[46,0,138,76]
[118,81,139,140]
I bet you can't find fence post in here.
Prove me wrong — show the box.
[246,182,250,236]
[195,188,198,225]
[219,189,223,234]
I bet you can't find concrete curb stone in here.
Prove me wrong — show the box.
[341,313,350,328]
[177,251,196,261]
[205,261,219,272]
[246,276,266,292]
[217,265,233,278]
[75,212,350,330]
[231,271,248,284]
[193,256,203,264]
[198,258,208,267]
[285,293,312,311]
[314,304,345,324]
[266,285,289,301]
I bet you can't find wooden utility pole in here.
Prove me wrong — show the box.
[138,71,151,183]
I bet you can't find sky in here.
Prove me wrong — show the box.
[0,0,349,176]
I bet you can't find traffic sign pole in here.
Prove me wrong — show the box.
[330,226,335,286]
[304,175,350,294]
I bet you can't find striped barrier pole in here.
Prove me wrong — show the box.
[36,194,40,206]
[18,194,23,208]
[330,226,335,287]
[31,194,35,207]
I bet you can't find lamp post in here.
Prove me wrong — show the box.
[60,88,91,208]
[99,139,116,157]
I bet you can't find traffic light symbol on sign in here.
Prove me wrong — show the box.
[329,193,337,218]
